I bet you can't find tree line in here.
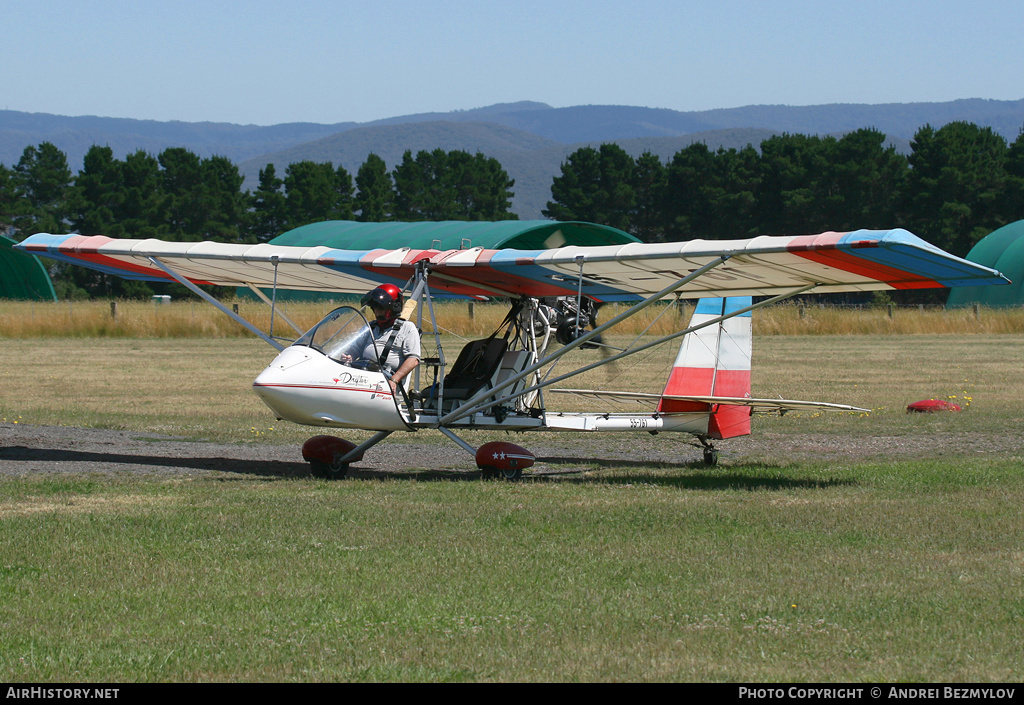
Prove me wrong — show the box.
[0,146,516,297]
[2,120,1023,299]
[545,123,1024,260]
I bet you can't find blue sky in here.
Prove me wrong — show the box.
[4,0,1023,125]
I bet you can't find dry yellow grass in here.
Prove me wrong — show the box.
[3,298,1023,339]
[4,333,1021,443]
[0,299,324,338]
[755,302,1024,335]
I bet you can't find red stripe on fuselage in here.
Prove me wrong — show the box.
[252,382,394,398]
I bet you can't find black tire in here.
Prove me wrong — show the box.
[480,465,523,481]
[309,455,349,479]
[702,447,719,467]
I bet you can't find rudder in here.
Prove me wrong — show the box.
[658,297,752,439]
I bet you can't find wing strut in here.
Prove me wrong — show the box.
[336,431,393,465]
[244,283,305,337]
[417,271,447,400]
[146,256,285,351]
[443,282,818,423]
[437,255,733,426]
[438,427,478,457]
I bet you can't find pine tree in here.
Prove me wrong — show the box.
[905,122,1008,256]
[354,153,394,222]
[69,145,123,235]
[12,142,73,236]
[544,144,635,231]
[250,164,288,240]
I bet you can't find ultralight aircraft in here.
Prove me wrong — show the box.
[17,225,1008,478]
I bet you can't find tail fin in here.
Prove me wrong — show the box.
[658,297,753,439]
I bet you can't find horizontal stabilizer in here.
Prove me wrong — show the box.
[552,389,867,414]
[664,394,869,414]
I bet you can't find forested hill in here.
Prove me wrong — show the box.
[3,98,1022,219]
[5,98,1022,168]
[234,122,785,219]
[486,99,1024,144]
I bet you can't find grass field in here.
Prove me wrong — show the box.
[1,315,1023,681]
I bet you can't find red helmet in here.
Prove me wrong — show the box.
[361,284,403,320]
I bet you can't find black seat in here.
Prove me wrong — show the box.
[432,337,508,401]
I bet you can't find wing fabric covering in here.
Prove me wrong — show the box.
[659,297,752,440]
[16,229,1009,300]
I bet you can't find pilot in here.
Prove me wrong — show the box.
[359,284,420,393]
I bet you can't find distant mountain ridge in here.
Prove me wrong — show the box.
[235,122,786,219]
[3,98,1022,219]
[481,99,1024,144]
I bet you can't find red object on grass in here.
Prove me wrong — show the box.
[906,399,962,413]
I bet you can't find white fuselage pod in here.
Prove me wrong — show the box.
[252,346,406,431]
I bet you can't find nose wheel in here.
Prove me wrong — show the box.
[303,435,365,480]
[309,453,350,479]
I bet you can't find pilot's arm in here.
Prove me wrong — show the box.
[388,321,421,392]
[389,356,419,392]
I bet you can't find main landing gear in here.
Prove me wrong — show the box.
[301,434,537,481]
[479,465,523,481]
[475,441,535,481]
[440,429,536,481]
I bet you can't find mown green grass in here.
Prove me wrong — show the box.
[1,458,1021,681]
[1,333,1023,681]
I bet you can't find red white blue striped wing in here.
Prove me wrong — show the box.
[16,229,1008,300]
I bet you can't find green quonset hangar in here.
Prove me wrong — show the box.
[0,235,57,301]
[268,220,640,250]
[947,220,1024,309]
[241,220,641,300]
